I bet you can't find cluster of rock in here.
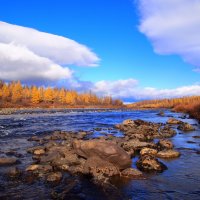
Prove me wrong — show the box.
[167,118,195,131]
[1,117,194,186]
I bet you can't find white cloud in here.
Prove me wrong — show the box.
[87,79,200,100]
[0,21,99,83]
[138,0,200,70]
[92,79,138,97]
[0,43,72,83]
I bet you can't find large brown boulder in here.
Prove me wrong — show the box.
[73,139,131,169]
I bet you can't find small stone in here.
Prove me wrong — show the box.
[157,139,174,150]
[121,168,143,178]
[136,155,167,172]
[7,167,21,177]
[140,148,158,156]
[46,172,62,182]
[157,150,180,159]
[33,149,45,155]
[0,157,18,166]
[178,123,195,131]
[167,118,182,124]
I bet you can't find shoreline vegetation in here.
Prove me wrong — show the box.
[0,80,123,110]
[128,96,200,121]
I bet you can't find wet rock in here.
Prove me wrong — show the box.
[46,172,62,182]
[83,156,119,180]
[27,146,45,154]
[140,148,158,156]
[33,149,45,155]
[160,125,176,138]
[73,139,131,169]
[187,141,196,144]
[0,157,18,166]
[121,168,143,179]
[167,118,183,124]
[178,123,195,131]
[157,150,180,159]
[27,136,41,142]
[26,164,52,175]
[40,151,60,163]
[157,111,165,116]
[122,119,134,125]
[67,165,84,174]
[157,139,174,150]
[121,139,156,152]
[193,136,200,139]
[136,155,167,172]
[5,150,23,158]
[7,167,21,177]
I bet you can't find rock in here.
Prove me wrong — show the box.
[157,150,180,159]
[193,136,200,139]
[0,157,18,166]
[157,139,174,150]
[7,167,21,177]
[122,119,134,125]
[73,139,131,169]
[26,164,52,173]
[27,136,41,142]
[46,172,62,182]
[83,157,119,179]
[27,146,45,154]
[157,111,165,116]
[136,155,167,172]
[40,151,60,163]
[33,149,45,155]
[121,168,143,179]
[167,118,183,124]
[160,125,176,138]
[140,148,158,156]
[121,139,156,152]
[178,123,195,131]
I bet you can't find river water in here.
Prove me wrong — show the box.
[0,109,200,200]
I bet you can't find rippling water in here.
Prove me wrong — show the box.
[0,109,200,200]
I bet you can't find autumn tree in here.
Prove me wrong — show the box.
[31,86,41,104]
[11,81,23,103]
[44,87,54,103]
[1,84,10,100]
[58,88,66,104]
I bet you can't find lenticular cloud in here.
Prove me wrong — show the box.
[0,21,99,83]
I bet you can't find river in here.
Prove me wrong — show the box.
[0,109,200,200]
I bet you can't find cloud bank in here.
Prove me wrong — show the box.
[0,21,99,83]
[90,79,200,100]
[138,0,200,70]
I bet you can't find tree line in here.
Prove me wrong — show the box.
[128,96,200,121]
[0,80,123,108]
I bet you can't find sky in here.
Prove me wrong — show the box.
[0,0,200,102]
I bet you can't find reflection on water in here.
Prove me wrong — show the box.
[0,109,200,200]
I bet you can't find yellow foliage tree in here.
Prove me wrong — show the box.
[31,86,41,104]
[11,81,23,102]
[59,89,66,104]
[44,87,54,103]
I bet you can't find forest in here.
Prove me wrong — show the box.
[0,80,123,108]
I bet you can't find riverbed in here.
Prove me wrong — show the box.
[0,109,200,200]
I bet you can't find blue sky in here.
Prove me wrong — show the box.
[0,0,200,101]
